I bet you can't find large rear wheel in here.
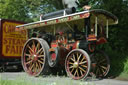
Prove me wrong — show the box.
[90,50,110,78]
[65,49,91,80]
[22,38,50,76]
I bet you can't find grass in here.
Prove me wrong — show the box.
[0,75,96,85]
[0,80,31,85]
[0,75,32,85]
[115,73,128,81]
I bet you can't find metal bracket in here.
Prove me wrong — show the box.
[106,20,108,38]
[95,17,97,37]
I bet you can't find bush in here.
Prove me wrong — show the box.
[97,43,128,78]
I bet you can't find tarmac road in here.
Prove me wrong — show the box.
[0,72,128,85]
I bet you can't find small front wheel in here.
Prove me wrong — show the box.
[65,49,91,80]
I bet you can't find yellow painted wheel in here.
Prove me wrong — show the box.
[65,49,91,80]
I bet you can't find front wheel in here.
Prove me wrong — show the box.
[65,49,91,80]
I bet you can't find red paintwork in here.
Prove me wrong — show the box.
[96,37,107,45]
[51,43,58,48]
[88,43,96,52]
[58,47,69,66]
[51,53,56,61]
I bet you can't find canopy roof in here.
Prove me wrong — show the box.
[16,9,118,31]
[90,9,118,26]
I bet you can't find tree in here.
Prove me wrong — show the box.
[0,0,31,22]
[0,0,56,22]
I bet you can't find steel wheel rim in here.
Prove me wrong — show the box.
[91,51,110,77]
[65,49,90,80]
[22,38,46,76]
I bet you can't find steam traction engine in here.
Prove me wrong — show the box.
[16,7,118,80]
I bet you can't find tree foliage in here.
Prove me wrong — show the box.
[0,0,30,22]
[0,0,57,22]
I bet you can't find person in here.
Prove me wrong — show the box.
[62,0,79,8]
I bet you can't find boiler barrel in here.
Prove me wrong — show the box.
[42,7,76,20]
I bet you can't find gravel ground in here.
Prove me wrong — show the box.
[0,72,128,85]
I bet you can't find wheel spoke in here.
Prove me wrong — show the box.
[26,57,32,61]
[40,57,44,60]
[79,67,86,72]
[36,43,40,52]
[29,63,34,71]
[100,67,105,74]
[79,61,87,65]
[81,65,87,68]
[81,57,85,62]
[96,67,99,76]
[29,50,33,55]
[76,69,79,77]
[26,60,33,65]
[69,66,74,69]
[100,65,107,70]
[25,54,31,57]
[73,54,76,61]
[38,55,44,58]
[68,62,74,65]
[36,62,39,72]
[25,54,32,61]
[80,70,83,76]
[74,69,77,76]
[28,45,34,53]
[39,50,44,55]
[38,60,44,64]
[37,48,43,54]
[36,62,39,69]
[70,68,74,73]
[98,67,102,76]
[38,62,42,69]
[70,58,75,62]
[34,63,37,73]
[77,54,82,62]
